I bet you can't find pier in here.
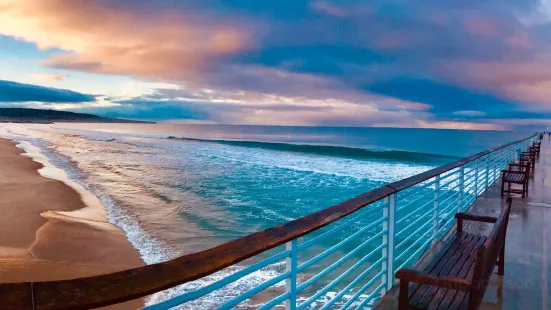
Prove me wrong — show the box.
[0,134,543,309]
[378,137,550,309]
[378,136,551,309]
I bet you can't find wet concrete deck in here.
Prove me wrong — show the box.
[377,136,551,310]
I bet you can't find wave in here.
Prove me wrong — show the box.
[166,136,459,163]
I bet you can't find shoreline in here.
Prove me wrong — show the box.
[0,138,145,308]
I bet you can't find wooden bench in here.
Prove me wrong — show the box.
[521,151,536,170]
[518,153,533,169]
[531,142,541,158]
[501,161,531,198]
[395,197,512,310]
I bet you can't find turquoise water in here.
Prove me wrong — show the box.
[3,124,529,256]
[0,123,531,308]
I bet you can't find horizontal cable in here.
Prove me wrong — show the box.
[217,272,290,310]
[339,270,386,310]
[395,234,435,271]
[298,203,386,251]
[297,231,386,291]
[319,256,386,310]
[258,292,290,310]
[399,178,437,195]
[298,217,386,272]
[297,242,386,309]
[142,250,290,309]
[439,168,460,180]
[438,175,462,189]
[396,206,434,238]
[355,282,386,310]
[396,197,435,226]
[437,189,460,208]
[395,217,434,252]
[395,228,433,263]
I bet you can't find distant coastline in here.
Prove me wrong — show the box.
[0,108,154,124]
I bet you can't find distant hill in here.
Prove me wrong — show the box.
[0,108,153,124]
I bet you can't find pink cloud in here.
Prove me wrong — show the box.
[0,0,252,80]
[463,16,499,37]
[309,1,348,18]
[507,31,530,48]
[29,73,69,81]
[375,32,411,50]
[441,59,551,107]
[415,120,502,131]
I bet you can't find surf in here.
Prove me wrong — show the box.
[166,136,459,164]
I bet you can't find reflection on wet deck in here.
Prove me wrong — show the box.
[377,136,551,310]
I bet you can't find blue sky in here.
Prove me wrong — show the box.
[1,0,551,130]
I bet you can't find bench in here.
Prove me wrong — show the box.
[395,197,512,310]
[521,151,536,170]
[501,161,531,198]
[529,146,540,159]
[518,153,533,169]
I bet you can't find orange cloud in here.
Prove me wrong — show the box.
[29,73,68,81]
[0,0,251,80]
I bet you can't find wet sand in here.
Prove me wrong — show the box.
[0,138,144,308]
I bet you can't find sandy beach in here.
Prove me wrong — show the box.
[0,138,144,308]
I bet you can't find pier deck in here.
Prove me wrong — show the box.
[378,136,551,310]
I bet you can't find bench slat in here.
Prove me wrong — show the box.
[427,236,486,310]
[408,233,474,305]
[419,235,484,309]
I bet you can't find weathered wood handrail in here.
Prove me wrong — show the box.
[0,134,536,309]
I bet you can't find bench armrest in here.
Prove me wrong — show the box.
[454,213,497,223]
[502,169,525,175]
[395,268,471,291]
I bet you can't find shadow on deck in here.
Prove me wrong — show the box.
[377,137,551,310]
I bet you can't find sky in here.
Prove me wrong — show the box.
[1,0,551,130]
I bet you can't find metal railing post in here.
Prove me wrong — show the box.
[381,195,395,293]
[492,156,496,184]
[458,167,464,212]
[474,159,479,197]
[285,240,298,310]
[432,175,440,241]
[381,197,388,294]
[383,194,396,291]
[485,156,489,191]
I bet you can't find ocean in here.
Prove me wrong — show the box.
[0,123,530,308]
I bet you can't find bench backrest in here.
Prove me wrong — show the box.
[520,153,532,162]
[471,197,512,288]
[521,152,535,165]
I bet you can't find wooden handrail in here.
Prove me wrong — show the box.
[0,134,536,309]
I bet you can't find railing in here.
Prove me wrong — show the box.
[0,134,537,310]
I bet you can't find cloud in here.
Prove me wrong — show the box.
[309,1,349,18]
[1,0,551,130]
[29,73,68,81]
[0,80,95,103]
[0,0,252,80]
[441,59,551,108]
[366,77,513,115]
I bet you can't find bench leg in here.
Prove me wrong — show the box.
[522,183,526,198]
[501,179,505,197]
[398,280,410,309]
[498,246,505,275]
[467,289,482,310]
